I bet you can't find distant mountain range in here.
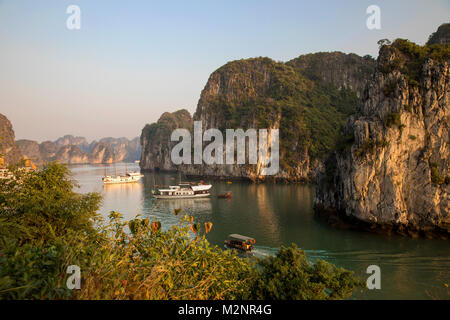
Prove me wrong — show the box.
[15,134,141,165]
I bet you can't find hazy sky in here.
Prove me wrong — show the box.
[0,0,448,142]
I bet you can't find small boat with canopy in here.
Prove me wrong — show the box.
[224,234,256,251]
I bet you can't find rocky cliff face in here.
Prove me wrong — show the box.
[88,142,114,164]
[286,52,376,98]
[99,137,141,163]
[187,58,312,181]
[55,135,90,153]
[39,141,58,161]
[315,39,449,238]
[16,135,140,165]
[53,145,89,164]
[140,110,193,171]
[16,139,42,164]
[140,53,373,181]
[0,114,22,165]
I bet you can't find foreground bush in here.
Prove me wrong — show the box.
[0,163,362,300]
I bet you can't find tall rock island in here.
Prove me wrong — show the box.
[140,53,375,181]
[315,38,449,238]
[0,114,22,165]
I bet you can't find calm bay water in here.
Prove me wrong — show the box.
[71,163,449,300]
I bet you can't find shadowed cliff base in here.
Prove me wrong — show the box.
[314,205,449,240]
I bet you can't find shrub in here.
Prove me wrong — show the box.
[390,39,450,84]
[0,162,101,244]
[355,138,389,157]
[384,112,402,128]
[248,245,363,300]
[430,163,445,185]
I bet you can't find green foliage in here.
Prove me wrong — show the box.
[0,163,362,300]
[377,39,392,48]
[430,163,445,185]
[248,245,363,300]
[0,163,101,244]
[384,39,450,85]
[427,23,450,45]
[355,138,389,157]
[384,112,402,128]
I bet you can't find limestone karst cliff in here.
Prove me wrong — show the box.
[16,140,42,164]
[16,135,141,165]
[54,145,89,164]
[427,23,450,46]
[140,110,193,171]
[140,53,374,181]
[315,38,449,238]
[286,52,376,98]
[54,135,90,153]
[99,137,141,163]
[0,114,22,165]
[38,141,58,160]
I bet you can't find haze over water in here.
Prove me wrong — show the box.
[71,163,450,300]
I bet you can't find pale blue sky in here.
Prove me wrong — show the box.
[0,0,448,142]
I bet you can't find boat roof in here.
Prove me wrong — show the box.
[191,184,212,191]
[227,234,255,242]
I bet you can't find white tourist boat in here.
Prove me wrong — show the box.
[102,171,144,184]
[152,183,212,199]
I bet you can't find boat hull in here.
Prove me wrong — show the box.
[153,193,211,199]
[103,177,142,184]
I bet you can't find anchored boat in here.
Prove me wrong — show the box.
[102,171,144,184]
[153,182,212,199]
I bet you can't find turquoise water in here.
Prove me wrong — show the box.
[71,163,450,300]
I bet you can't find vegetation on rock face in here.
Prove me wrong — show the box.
[316,26,449,238]
[286,52,376,98]
[197,56,363,166]
[0,163,362,300]
[430,162,446,185]
[142,110,192,141]
[379,38,450,85]
[355,138,389,158]
[427,23,450,45]
[384,112,402,128]
[140,109,193,171]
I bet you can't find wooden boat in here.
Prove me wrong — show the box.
[217,191,232,199]
[224,234,255,251]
